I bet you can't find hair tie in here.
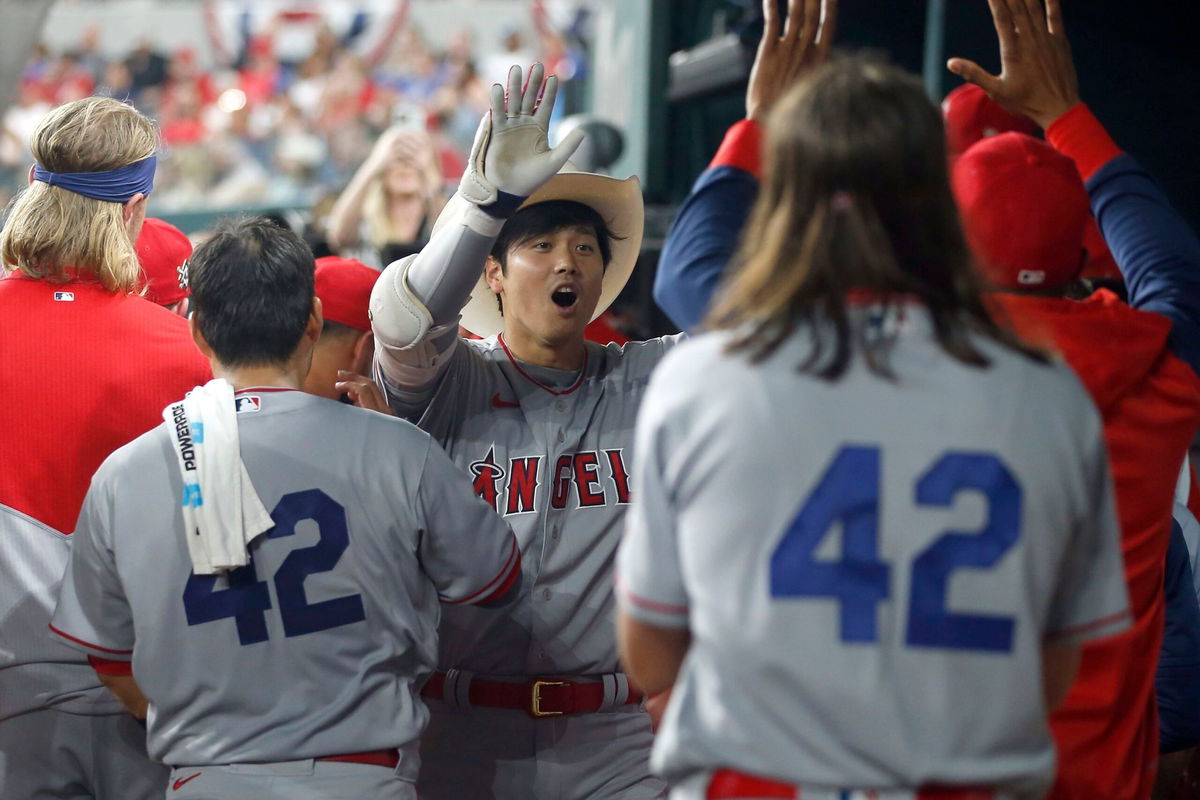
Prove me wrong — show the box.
[831,190,854,212]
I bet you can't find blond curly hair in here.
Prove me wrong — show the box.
[1,97,158,292]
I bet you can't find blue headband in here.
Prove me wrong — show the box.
[32,155,156,203]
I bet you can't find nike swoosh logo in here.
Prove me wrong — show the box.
[491,393,520,409]
[173,772,202,791]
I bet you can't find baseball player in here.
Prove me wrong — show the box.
[136,217,194,316]
[50,217,521,799]
[947,2,1200,795]
[0,96,210,800]
[369,64,675,798]
[305,255,386,407]
[617,47,1131,800]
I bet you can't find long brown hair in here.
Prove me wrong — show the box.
[706,56,1043,378]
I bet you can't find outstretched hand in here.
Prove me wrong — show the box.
[746,0,837,122]
[947,0,1080,130]
[458,64,586,212]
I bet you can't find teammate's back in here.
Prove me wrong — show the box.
[50,217,520,800]
[618,47,1131,800]
[626,308,1126,794]
[64,391,515,771]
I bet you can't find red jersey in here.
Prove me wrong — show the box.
[994,290,1200,800]
[0,273,211,535]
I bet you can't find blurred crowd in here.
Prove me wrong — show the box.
[0,14,587,218]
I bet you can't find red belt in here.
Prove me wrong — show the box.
[422,672,644,718]
[707,769,995,800]
[315,749,400,768]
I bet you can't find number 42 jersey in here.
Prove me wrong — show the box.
[617,308,1131,797]
[50,389,519,776]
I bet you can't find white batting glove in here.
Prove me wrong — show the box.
[457,64,586,219]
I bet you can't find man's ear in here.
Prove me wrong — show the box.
[484,255,504,295]
[351,330,375,374]
[123,193,148,239]
[189,314,214,358]
[306,296,324,344]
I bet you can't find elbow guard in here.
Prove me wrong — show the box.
[369,254,434,350]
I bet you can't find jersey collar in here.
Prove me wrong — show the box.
[497,333,587,396]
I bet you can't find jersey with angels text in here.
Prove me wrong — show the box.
[401,332,682,677]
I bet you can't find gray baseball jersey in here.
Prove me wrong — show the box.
[617,308,1130,798]
[50,388,518,777]
[398,332,681,676]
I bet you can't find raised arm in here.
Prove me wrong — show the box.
[368,64,584,415]
[328,126,418,250]
[948,0,1200,373]
[655,0,836,332]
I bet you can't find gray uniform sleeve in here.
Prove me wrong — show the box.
[616,383,689,629]
[50,479,135,660]
[1044,413,1131,645]
[415,438,521,606]
[373,211,501,420]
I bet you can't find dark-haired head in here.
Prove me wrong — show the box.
[490,200,615,273]
[707,55,1043,377]
[187,216,316,367]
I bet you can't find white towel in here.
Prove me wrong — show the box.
[163,379,274,575]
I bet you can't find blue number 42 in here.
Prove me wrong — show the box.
[182,489,366,645]
[770,446,1021,652]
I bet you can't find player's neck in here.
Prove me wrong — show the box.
[211,353,310,392]
[501,327,586,371]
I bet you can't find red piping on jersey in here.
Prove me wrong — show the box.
[497,334,588,396]
[233,387,301,394]
[48,624,133,655]
[617,580,688,617]
[88,654,133,676]
[444,538,521,606]
[1045,609,1132,642]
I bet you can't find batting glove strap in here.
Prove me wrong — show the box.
[481,189,528,219]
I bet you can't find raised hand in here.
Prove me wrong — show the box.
[946,0,1080,130]
[747,0,838,122]
[458,64,586,214]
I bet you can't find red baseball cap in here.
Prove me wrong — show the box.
[314,256,380,332]
[952,132,1090,291]
[135,217,192,306]
[942,83,1040,157]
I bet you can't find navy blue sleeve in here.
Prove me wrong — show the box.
[654,166,760,333]
[1157,519,1200,753]
[1088,155,1200,374]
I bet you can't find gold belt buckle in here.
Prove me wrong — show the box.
[530,679,567,717]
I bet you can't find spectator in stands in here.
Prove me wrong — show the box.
[327,125,447,267]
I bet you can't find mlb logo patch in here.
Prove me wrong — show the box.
[235,396,261,413]
[53,291,75,302]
